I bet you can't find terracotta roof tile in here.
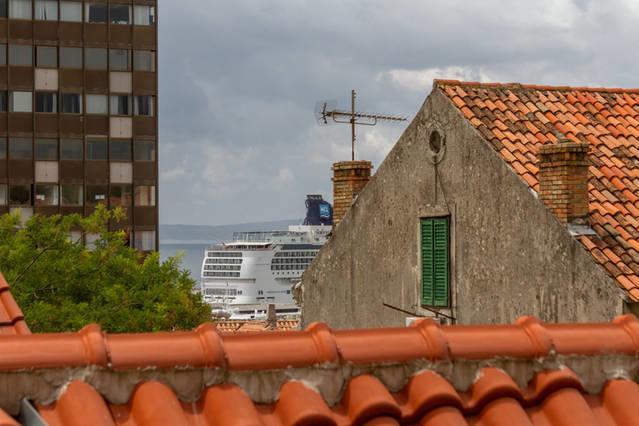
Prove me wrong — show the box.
[214,319,300,333]
[0,275,29,336]
[3,314,637,425]
[436,80,639,301]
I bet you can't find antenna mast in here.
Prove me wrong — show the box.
[317,90,407,161]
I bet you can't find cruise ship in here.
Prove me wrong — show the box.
[200,195,333,319]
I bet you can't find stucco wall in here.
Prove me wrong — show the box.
[301,89,623,329]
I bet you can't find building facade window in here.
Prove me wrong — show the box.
[0,92,6,112]
[110,184,132,206]
[421,217,450,307]
[9,185,31,205]
[35,92,57,113]
[0,44,6,65]
[9,44,32,66]
[36,46,57,68]
[0,138,5,159]
[110,95,131,115]
[0,1,6,18]
[134,186,155,206]
[110,5,130,24]
[8,138,31,159]
[9,0,31,19]
[134,140,155,161]
[35,184,58,206]
[110,139,131,161]
[85,48,107,69]
[35,139,57,160]
[34,0,57,20]
[0,184,6,205]
[60,139,82,160]
[133,50,155,72]
[109,49,130,71]
[9,91,32,112]
[86,94,108,114]
[86,138,107,160]
[61,184,83,206]
[60,93,82,114]
[85,3,107,23]
[60,47,82,68]
[133,5,154,26]
[134,96,153,116]
[86,185,107,205]
[135,230,156,251]
[60,1,81,22]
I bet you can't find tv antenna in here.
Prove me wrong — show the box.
[315,89,408,161]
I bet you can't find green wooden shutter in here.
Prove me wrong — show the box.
[433,218,449,307]
[421,217,449,307]
[421,219,434,306]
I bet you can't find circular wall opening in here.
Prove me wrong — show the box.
[429,130,444,153]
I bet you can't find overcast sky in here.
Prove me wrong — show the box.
[158,0,639,226]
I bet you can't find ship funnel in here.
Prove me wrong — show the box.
[303,195,333,226]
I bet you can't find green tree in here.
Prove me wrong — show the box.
[0,206,211,332]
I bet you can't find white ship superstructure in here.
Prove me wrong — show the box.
[200,195,333,319]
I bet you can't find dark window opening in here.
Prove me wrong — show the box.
[109,49,130,71]
[110,5,130,24]
[86,139,107,160]
[60,139,83,160]
[9,185,31,205]
[60,93,82,114]
[86,3,107,23]
[35,139,57,160]
[110,184,132,206]
[134,140,155,161]
[36,46,57,68]
[110,140,132,161]
[60,47,82,69]
[9,138,32,159]
[61,184,83,206]
[86,185,107,205]
[35,92,57,113]
[0,91,7,112]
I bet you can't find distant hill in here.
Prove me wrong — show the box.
[160,219,301,244]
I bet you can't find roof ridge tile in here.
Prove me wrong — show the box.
[435,79,639,94]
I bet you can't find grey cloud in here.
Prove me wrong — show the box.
[158,0,639,225]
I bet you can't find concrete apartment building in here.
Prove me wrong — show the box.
[302,80,639,328]
[0,0,158,250]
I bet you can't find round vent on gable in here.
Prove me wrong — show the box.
[427,129,446,164]
[429,130,444,154]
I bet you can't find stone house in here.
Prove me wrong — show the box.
[302,80,639,328]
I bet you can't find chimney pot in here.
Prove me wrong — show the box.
[537,141,590,225]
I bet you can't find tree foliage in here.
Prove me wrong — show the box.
[0,206,211,333]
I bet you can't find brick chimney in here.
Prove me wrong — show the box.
[332,160,372,226]
[537,140,590,225]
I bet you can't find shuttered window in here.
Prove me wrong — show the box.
[421,217,449,307]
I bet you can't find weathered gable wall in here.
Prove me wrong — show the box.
[302,89,623,329]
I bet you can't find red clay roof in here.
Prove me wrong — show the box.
[214,319,300,333]
[437,80,639,301]
[0,314,633,424]
[0,275,29,335]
